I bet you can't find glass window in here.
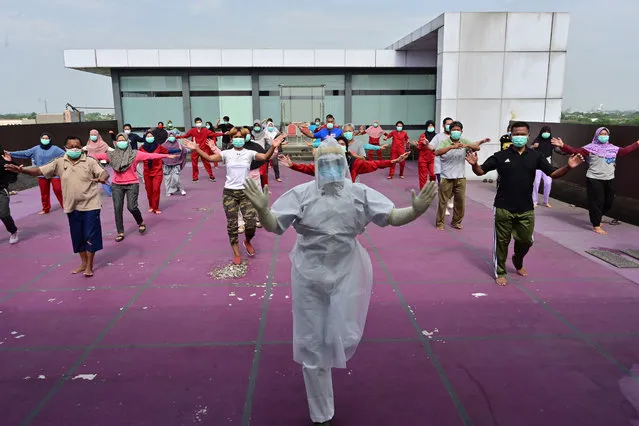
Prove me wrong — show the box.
[189,75,252,127]
[120,76,182,92]
[352,74,435,91]
[120,75,184,128]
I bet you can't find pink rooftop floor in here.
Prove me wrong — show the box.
[2,162,639,426]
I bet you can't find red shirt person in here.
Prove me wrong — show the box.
[384,121,410,179]
[139,132,169,214]
[412,120,437,189]
[177,117,224,182]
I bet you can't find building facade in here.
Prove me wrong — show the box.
[65,12,569,177]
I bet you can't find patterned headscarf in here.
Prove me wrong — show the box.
[107,133,137,172]
[583,127,619,160]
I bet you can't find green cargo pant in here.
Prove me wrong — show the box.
[223,188,257,245]
[493,208,535,278]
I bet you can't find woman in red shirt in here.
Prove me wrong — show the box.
[411,120,437,189]
[384,120,410,179]
[139,132,169,214]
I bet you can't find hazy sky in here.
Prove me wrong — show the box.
[1,0,637,114]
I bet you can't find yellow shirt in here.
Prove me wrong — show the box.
[39,154,106,213]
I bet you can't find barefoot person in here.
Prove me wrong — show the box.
[243,138,437,426]
[5,136,110,277]
[551,128,639,235]
[465,121,584,286]
[183,128,284,265]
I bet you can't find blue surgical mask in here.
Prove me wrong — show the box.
[167,136,176,142]
[40,138,50,145]
[341,145,347,152]
[245,134,251,142]
[450,130,462,141]
[267,126,274,132]
[254,126,261,132]
[541,132,551,139]
[373,123,379,128]
[206,125,211,130]
[326,123,334,130]
[223,120,229,124]
[167,123,173,129]
[145,137,155,143]
[66,148,82,159]
[396,126,403,132]
[344,131,354,141]
[116,141,129,150]
[89,135,98,142]
[598,135,610,144]
[427,127,435,133]
[318,164,344,185]
[511,135,528,147]
[232,138,245,148]
[445,124,451,132]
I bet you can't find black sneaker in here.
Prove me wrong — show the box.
[192,179,199,183]
[209,177,216,182]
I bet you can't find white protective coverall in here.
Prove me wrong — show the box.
[244,138,437,424]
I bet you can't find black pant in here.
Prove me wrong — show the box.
[0,188,18,234]
[586,178,615,227]
[112,183,143,234]
[271,157,280,179]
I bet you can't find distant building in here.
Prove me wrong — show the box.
[64,11,569,178]
[35,111,84,124]
[0,119,36,126]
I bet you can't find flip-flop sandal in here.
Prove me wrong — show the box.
[139,225,147,234]
[83,272,94,278]
[243,241,256,257]
[610,219,620,226]
[115,235,125,242]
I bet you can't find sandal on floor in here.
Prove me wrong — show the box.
[83,271,94,278]
[138,225,147,234]
[115,234,125,242]
[610,219,620,226]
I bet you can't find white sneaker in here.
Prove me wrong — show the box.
[9,232,19,245]
[447,200,454,209]
[180,190,187,196]
[445,209,451,216]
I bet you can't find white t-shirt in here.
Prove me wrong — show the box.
[221,149,257,190]
[429,132,448,175]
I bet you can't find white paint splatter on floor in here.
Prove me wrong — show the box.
[472,293,488,298]
[38,375,46,380]
[421,328,440,339]
[72,374,97,381]
[193,405,209,423]
[15,334,25,339]
[48,298,56,302]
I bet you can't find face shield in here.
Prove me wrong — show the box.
[314,137,351,190]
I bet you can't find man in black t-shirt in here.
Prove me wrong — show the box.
[217,116,234,150]
[465,121,584,286]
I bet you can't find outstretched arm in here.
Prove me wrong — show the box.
[182,139,222,162]
[7,147,37,159]
[387,182,437,226]
[465,137,491,151]
[465,151,494,177]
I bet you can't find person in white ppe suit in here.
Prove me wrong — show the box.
[244,138,437,425]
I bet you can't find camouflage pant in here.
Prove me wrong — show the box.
[223,188,257,244]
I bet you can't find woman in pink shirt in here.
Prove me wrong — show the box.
[91,133,174,242]
[365,120,385,161]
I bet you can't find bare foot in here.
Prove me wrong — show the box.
[71,265,87,274]
[495,277,508,286]
[83,266,93,277]
[544,203,552,208]
[154,210,162,215]
[148,208,154,212]
[452,224,463,230]
[39,210,49,215]
[593,226,607,235]
[436,226,445,231]
[516,267,528,277]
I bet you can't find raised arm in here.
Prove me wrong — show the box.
[91,152,109,161]
[551,137,589,156]
[298,124,315,139]
[182,139,222,162]
[136,151,172,160]
[617,140,639,157]
[255,134,286,162]
[465,138,491,151]
[8,146,36,159]
[387,182,437,226]
[465,151,494,177]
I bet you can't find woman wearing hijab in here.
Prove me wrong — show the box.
[90,133,174,242]
[251,120,273,189]
[264,121,282,182]
[139,131,169,214]
[531,126,555,208]
[411,120,437,190]
[85,129,113,197]
[183,128,284,265]
[0,146,19,244]
[8,132,65,214]
[552,128,639,235]
[365,120,386,161]
[162,131,188,197]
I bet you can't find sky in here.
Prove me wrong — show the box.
[0,0,637,114]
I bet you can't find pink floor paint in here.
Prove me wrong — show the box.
[1,162,639,425]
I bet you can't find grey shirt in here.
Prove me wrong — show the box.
[429,132,449,174]
[586,155,616,181]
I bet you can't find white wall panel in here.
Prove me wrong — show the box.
[127,50,160,67]
[505,13,553,51]
[459,12,507,52]
[189,49,222,67]
[502,52,549,99]
[457,52,504,99]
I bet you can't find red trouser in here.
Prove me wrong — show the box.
[418,160,436,189]
[38,177,63,213]
[367,138,383,161]
[259,163,269,188]
[388,148,406,178]
[144,172,163,211]
[191,146,215,181]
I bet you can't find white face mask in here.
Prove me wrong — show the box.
[195,122,202,128]
[124,129,131,135]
